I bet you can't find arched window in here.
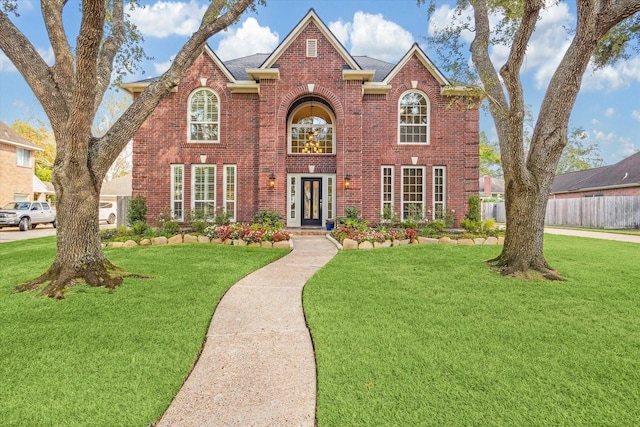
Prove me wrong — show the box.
[399,90,430,144]
[188,88,219,142]
[289,102,334,154]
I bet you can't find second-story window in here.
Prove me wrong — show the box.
[399,90,430,144]
[189,88,219,143]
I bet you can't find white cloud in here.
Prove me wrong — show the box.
[129,0,207,38]
[214,17,279,61]
[333,12,414,62]
[632,110,640,122]
[154,55,175,74]
[604,107,615,118]
[328,19,351,47]
[582,57,640,92]
[591,118,600,125]
[37,47,55,66]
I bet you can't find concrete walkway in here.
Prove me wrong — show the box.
[158,235,338,427]
[545,227,640,243]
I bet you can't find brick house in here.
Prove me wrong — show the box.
[122,10,480,228]
[551,151,640,198]
[0,121,44,206]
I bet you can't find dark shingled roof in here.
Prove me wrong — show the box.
[552,151,640,193]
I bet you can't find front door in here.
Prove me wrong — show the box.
[301,178,322,227]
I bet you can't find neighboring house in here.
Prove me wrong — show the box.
[100,174,132,204]
[479,175,504,200]
[0,121,44,206]
[122,9,481,228]
[551,151,640,198]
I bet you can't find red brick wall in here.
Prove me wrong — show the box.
[131,21,479,226]
[552,187,640,199]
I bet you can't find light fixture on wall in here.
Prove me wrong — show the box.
[344,175,351,189]
[200,154,207,164]
[269,173,276,188]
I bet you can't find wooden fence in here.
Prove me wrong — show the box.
[483,196,640,229]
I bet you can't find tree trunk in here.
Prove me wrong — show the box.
[17,164,123,298]
[490,176,560,280]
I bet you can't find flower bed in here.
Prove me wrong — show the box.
[204,223,291,243]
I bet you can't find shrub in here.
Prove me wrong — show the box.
[430,218,447,232]
[465,195,482,224]
[156,207,180,234]
[481,218,497,234]
[461,218,481,233]
[253,209,283,228]
[213,207,232,226]
[127,195,147,225]
[131,221,150,235]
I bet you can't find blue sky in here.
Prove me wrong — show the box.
[1,0,639,164]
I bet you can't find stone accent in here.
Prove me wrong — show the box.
[123,240,138,247]
[374,240,392,248]
[439,237,457,244]
[342,238,359,250]
[183,234,198,243]
[168,235,183,245]
[152,236,168,245]
[234,239,247,246]
[210,237,223,244]
[273,241,291,249]
[140,239,151,246]
[399,239,411,246]
[484,236,498,245]
[498,236,505,245]
[198,235,210,243]
[457,238,475,245]
[248,242,261,248]
[358,241,373,250]
[261,241,273,248]
[473,238,486,245]
[418,237,439,244]
[108,242,124,247]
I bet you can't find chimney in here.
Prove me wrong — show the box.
[483,175,492,197]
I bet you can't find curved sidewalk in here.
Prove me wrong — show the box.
[544,227,640,243]
[158,235,338,426]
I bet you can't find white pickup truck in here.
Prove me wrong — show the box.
[0,201,57,231]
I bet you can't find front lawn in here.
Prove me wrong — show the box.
[0,237,288,426]
[304,234,640,426]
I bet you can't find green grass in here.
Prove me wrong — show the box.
[304,235,640,426]
[0,237,288,426]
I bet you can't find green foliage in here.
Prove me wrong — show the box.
[429,218,447,232]
[479,131,503,178]
[465,194,482,223]
[131,220,150,236]
[556,127,604,174]
[213,207,232,226]
[460,218,481,233]
[481,218,497,234]
[345,206,361,220]
[156,207,180,234]
[380,204,399,223]
[127,195,147,225]
[252,209,284,229]
[592,15,640,69]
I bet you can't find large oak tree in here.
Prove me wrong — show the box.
[0,0,256,297]
[428,0,640,279]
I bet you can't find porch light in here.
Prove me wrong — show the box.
[344,175,351,189]
[269,173,276,188]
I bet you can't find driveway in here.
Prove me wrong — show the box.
[0,223,115,243]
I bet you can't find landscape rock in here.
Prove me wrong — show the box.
[197,235,210,243]
[183,234,198,244]
[342,238,358,250]
[168,235,183,245]
[140,239,151,246]
[418,237,439,244]
[484,236,498,245]
[123,240,138,247]
[473,238,486,245]
[273,241,291,249]
[261,241,273,248]
[358,241,374,250]
[152,236,168,245]
[439,237,457,244]
[458,238,475,245]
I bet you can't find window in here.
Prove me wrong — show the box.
[401,166,425,220]
[399,91,430,144]
[224,165,236,222]
[433,166,446,219]
[289,176,296,220]
[192,165,216,217]
[171,165,184,221]
[16,148,30,167]
[188,88,219,142]
[381,166,394,220]
[289,102,334,154]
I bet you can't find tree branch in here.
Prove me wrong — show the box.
[41,0,75,110]
[95,0,126,115]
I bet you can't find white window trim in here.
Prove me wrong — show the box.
[224,164,237,222]
[381,165,395,220]
[16,147,31,167]
[401,165,426,221]
[398,90,430,145]
[432,166,446,219]
[188,88,220,143]
[171,164,184,221]
[191,164,216,217]
[288,103,335,155]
